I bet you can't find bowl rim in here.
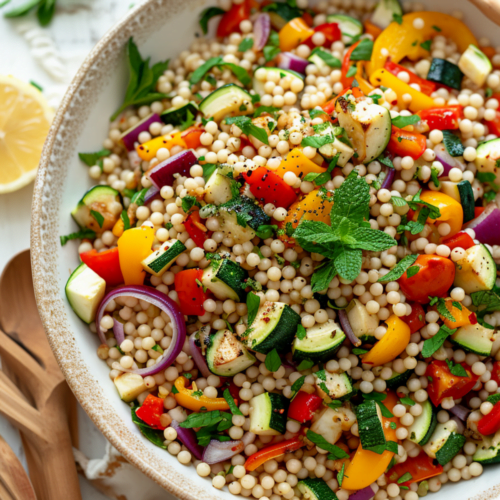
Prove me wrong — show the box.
[30,1,225,498]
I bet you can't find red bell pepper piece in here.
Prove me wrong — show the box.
[491,361,500,385]
[304,23,341,48]
[80,248,124,286]
[478,403,500,435]
[174,269,209,316]
[426,360,479,407]
[340,41,360,88]
[288,391,323,423]
[135,394,166,430]
[475,207,486,219]
[216,0,251,37]
[387,126,427,160]
[418,106,463,130]
[242,167,298,209]
[384,61,436,96]
[402,302,426,334]
[244,436,306,471]
[184,209,208,248]
[486,110,500,136]
[386,452,443,485]
[442,231,475,251]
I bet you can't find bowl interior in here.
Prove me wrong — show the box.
[31,0,500,498]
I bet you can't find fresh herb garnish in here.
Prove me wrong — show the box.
[225,116,269,145]
[198,6,225,34]
[445,359,469,377]
[246,292,260,327]
[398,473,413,484]
[263,30,281,62]
[442,130,465,157]
[60,228,96,246]
[420,40,432,51]
[377,254,418,282]
[297,359,314,371]
[253,106,280,119]
[399,396,416,406]
[190,56,251,86]
[306,430,349,460]
[350,39,373,61]
[223,389,243,416]
[291,375,306,395]
[309,108,329,120]
[78,148,111,166]
[310,47,341,68]
[296,324,307,340]
[391,114,421,129]
[393,13,403,24]
[181,195,201,213]
[90,210,104,228]
[346,65,358,78]
[238,38,254,52]
[421,325,457,358]
[265,348,282,372]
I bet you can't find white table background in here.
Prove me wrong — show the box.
[0,0,158,497]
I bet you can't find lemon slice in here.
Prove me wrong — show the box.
[0,76,54,193]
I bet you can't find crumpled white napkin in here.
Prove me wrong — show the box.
[74,443,175,500]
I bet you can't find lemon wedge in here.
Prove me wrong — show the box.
[0,75,54,193]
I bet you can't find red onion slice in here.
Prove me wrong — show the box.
[202,439,244,464]
[149,149,198,190]
[144,185,161,204]
[112,313,125,346]
[276,52,309,75]
[338,310,361,347]
[380,167,395,190]
[189,331,211,378]
[450,404,471,422]
[254,14,271,51]
[96,285,186,376]
[121,113,161,151]
[171,420,204,460]
[434,144,465,177]
[465,203,500,246]
[348,486,375,500]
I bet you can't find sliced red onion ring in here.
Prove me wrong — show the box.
[338,310,361,347]
[276,52,309,75]
[121,113,161,151]
[189,331,211,378]
[348,485,375,500]
[450,404,471,422]
[254,14,271,51]
[144,185,161,204]
[171,420,204,460]
[149,149,198,190]
[96,285,186,376]
[112,313,125,346]
[465,203,500,246]
[202,439,244,464]
[380,167,395,190]
[434,144,465,177]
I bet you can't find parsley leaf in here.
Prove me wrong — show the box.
[421,325,457,358]
[60,228,96,246]
[198,6,225,34]
[391,114,421,129]
[111,38,170,121]
[225,116,269,145]
[378,254,418,282]
[265,348,282,372]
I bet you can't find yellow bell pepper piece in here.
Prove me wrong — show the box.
[369,12,478,75]
[419,191,463,239]
[136,132,187,161]
[117,226,154,285]
[173,377,230,412]
[369,69,435,112]
[112,218,124,238]
[362,315,411,367]
[437,299,472,329]
[343,391,399,490]
[279,18,314,52]
[355,63,375,95]
[279,189,334,246]
[275,148,326,179]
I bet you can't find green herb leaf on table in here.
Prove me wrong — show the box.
[391,114,421,129]
[421,325,457,358]
[111,38,170,121]
[350,39,373,61]
[198,6,225,34]
[265,348,282,373]
[225,116,269,145]
[378,254,418,282]
[223,389,243,416]
[306,430,349,459]
[60,228,96,246]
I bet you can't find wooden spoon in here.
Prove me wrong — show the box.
[468,0,500,25]
[0,250,82,500]
[0,434,37,500]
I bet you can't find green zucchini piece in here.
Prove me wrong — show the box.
[141,240,186,277]
[458,44,492,87]
[454,244,496,294]
[326,14,363,38]
[426,58,463,90]
[473,435,500,464]
[385,369,414,390]
[450,323,498,356]
[408,400,437,445]
[315,370,354,402]
[249,392,289,435]
[457,180,475,223]
[423,420,465,465]
[199,83,252,121]
[160,101,199,125]
[244,301,301,354]
[298,478,339,500]
[201,258,248,302]
[371,0,403,29]
[356,399,386,449]
[292,320,345,362]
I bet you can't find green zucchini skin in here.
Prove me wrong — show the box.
[219,196,271,231]
[427,58,464,90]
[160,101,199,125]
[419,407,438,446]
[457,180,475,223]
[356,400,386,449]
[216,259,249,302]
[385,370,414,390]
[435,433,466,466]
[298,478,339,500]
[268,393,289,435]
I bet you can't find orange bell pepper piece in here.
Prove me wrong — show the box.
[112,218,125,238]
[363,19,382,39]
[244,436,306,471]
[418,191,464,240]
[343,391,399,490]
[117,226,154,285]
[362,315,411,367]
[279,18,314,51]
[275,148,327,179]
[182,126,204,149]
[173,377,229,412]
[436,299,472,329]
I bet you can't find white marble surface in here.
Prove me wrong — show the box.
[0,0,164,498]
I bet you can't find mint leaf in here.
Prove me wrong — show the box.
[406,266,419,278]
[78,148,111,166]
[131,187,148,206]
[335,246,362,281]
[225,116,269,145]
[442,130,465,157]
[297,324,307,340]
[60,228,96,246]
[309,109,328,120]
[90,210,104,228]
[238,38,254,52]
[377,254,418,282]
[265,348,282,372]
[190,57,251,86]
[181,195,201,213]
[293,220,338,255]
[253,106,280,119]
[446,359,469,377]
[391,114,421,129]
[311,259,337,292]
[331,173,370,224]
[350,227,396,252]
[202,163,218,181]
[297,359,314,371]
[291,375,306,395]
[301,134,336,148]
[421,325,457,358]
[307,430,349,459]
[246,292,260,327]
[398,473,413,484]
[350,39,373,61]
[420,40,432,51]
[436,298,455,322]
[346,65,358,77]
[400,397,415,406]
[393,13,403,24]
[310,47,341,68]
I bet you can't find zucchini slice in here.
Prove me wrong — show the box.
[244,301,301,354]
[206,329,256,376]
[201,258,248,302]
[141,239,186,277]
[450,323,498,356]
[423,420,466,465]
[249,392,289,435]
[371,0,403,29]
[297,478,338,500]
[316,122,354,167]
[385,369,414,390]
[408,400,437,445]
[475,138,500,185]
[326,14,363,39]
[160,101,199,125]
[440,181,474,223]
[204,168,236,205]
[426,58,464,90]
[114,372,147,403]
[453,244,496,294]
[473,434,500,464]
[199,83,253,122]
[356,399,386,449]
[458,44,492,87]
[315,370,354,402]
[346,298,379,344]
[65,263,106,324]
[292,320,345,362]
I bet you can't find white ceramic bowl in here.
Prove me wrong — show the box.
[31,0,500,498]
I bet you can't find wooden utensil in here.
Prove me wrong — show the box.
[0,250,82,500]
[468,0,500,25]
[0,434,37,500]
